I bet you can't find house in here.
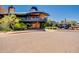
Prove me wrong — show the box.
[0,6,49,29]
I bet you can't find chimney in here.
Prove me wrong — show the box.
[8,5,15,14]
[30,6,38,12]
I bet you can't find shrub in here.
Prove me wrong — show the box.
[14,23,27,30]
[0,14,27,31]
[45,27,52,29]
[41,23,45,29]
[0,23,11,31]
[52,26,58,30]
[45,26,58,30]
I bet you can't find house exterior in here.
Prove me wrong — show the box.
[0,6,49,29]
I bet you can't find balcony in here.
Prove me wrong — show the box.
[21,18,47,23]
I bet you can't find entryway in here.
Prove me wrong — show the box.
[32,22,40,29]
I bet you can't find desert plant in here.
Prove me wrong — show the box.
[0,14,27,31]
[14,23,27,30]
[0,23,11,31]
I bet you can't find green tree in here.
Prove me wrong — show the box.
[69,20,77,26]
[45,19,55,27]
[59,19,77,28]
[44,19,58,29]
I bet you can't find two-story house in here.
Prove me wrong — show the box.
[0,6,49,29]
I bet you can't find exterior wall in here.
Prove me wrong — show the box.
[32,22,40,29]
[39,14,47,20]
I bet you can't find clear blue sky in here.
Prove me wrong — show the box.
[2,5,79,22]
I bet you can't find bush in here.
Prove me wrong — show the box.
[45,26,58,30]
[14,23,27,30]
[0,23,11,31]
[0,14,27,31]
[41,23,45,29]
[52,26,58,30]
[45,27,52,29]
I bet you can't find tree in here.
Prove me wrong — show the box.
[45,19,57,27]
[69,20,77,26]
[59,19,77,29]
[44,19,58,29]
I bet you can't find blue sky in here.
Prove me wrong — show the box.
[2,5,79,22]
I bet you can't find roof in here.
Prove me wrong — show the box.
[0,11,49,16]
[26,11,49,16]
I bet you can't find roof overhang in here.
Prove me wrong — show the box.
[0,11,49,16]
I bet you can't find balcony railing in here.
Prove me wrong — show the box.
[21,18,47,22]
